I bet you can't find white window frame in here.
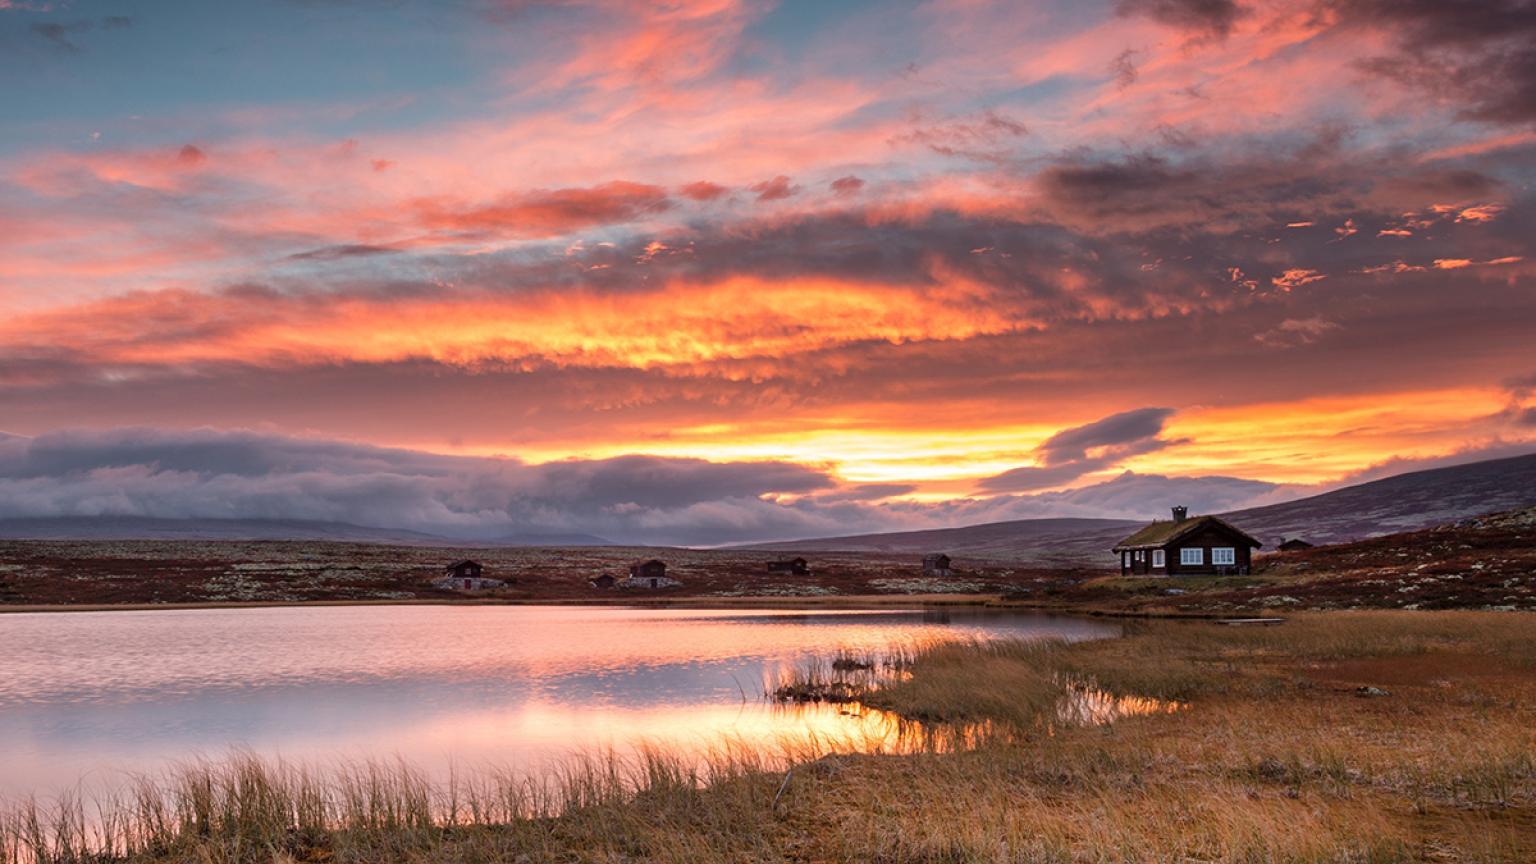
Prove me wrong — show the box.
[1135,550,1145,562]
[1180,547,1204,566]
[1212,547,1236,566]
[1152,549,1165,568]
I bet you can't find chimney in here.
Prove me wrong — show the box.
[1171,505,1188,523]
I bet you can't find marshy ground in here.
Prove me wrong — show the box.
[5,610,1534,863]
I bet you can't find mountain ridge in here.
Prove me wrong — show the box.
[739,452,1536,564]
[0,516,615,547]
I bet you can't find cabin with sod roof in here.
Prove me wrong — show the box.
[767,557,810,576]
[1112,506,1262,576]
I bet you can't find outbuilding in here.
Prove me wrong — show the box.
[767,557,810,576]
[622,559,680,589]
[922,553,952,576]
[630,559,667,580]
[433,560,506,591]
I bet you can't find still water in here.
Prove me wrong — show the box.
[0,605,1117,801]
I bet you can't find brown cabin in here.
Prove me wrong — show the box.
[767,557,810,576]
[1113,507,1262,576]
[435,559,505,591]
[629,559,667,580]
[922,553,952,576]
[1277,538,1314,552]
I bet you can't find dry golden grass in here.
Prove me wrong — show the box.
[5,611,1535,863]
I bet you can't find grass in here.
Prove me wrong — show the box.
[6,611,1536,862]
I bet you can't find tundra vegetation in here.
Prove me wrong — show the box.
[4,611,1534,863]
[1,505,1531,610]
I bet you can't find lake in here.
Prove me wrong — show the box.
[0,605,1117,802]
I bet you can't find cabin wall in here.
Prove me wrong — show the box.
[1164,524,1253,575]
[1121,549,1162,575]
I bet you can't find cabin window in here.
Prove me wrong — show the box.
[1135,550,1144,562]
[1180,547,1204,566]
[1152,549,1165,568]
[1212,547,1236,566]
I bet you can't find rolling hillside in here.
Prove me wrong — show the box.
[0,517,461,544]
[742,517,1141,565]
[744,452,1536,565]
[0,517,614,547]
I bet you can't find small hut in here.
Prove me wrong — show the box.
[432,560,506,591]
[589,574,617,590]
[1277,538,1315,552]
[623,559,680,589]
[922,553,952,577]
[630,559,667,580]
[767,557,810,576]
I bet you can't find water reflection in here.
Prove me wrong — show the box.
[1059,683,1185,726]
[0,605,1116,802]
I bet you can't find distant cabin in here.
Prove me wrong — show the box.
[1112,507,1262,576]
[589,574,617,590]
[922,553,952,576]
[630,559,667,580]
[433,560,506,592]
[1277,538,1314,552]
[623,559,680,589]
[767,557,810,576]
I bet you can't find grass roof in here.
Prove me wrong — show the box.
[1112,515,1263,551]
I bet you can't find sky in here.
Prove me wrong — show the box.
[1,0,1534,544]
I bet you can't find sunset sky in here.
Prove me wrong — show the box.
[1,0,1534,544]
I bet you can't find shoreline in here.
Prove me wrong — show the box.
[0,592,1039,615]
[0,588,1300,620]
[0,593,1306,620]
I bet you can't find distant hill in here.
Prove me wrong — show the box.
[1219,453,1536,547]
[741,452,1536,565]
[740,517,1141,566]
[0,517,615,547]
[0,517,461,544]
[492,531,617,547]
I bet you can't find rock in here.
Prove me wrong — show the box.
[1354,686,1390,698]
[1255,757,1288,780]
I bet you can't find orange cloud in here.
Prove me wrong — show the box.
[414,181,673,238]
[0,274,1023,374]
[1271,269,1326,290]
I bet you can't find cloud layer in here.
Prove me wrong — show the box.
[0,426,1311,545]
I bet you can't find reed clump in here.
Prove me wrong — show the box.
[5,610,1536,863]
